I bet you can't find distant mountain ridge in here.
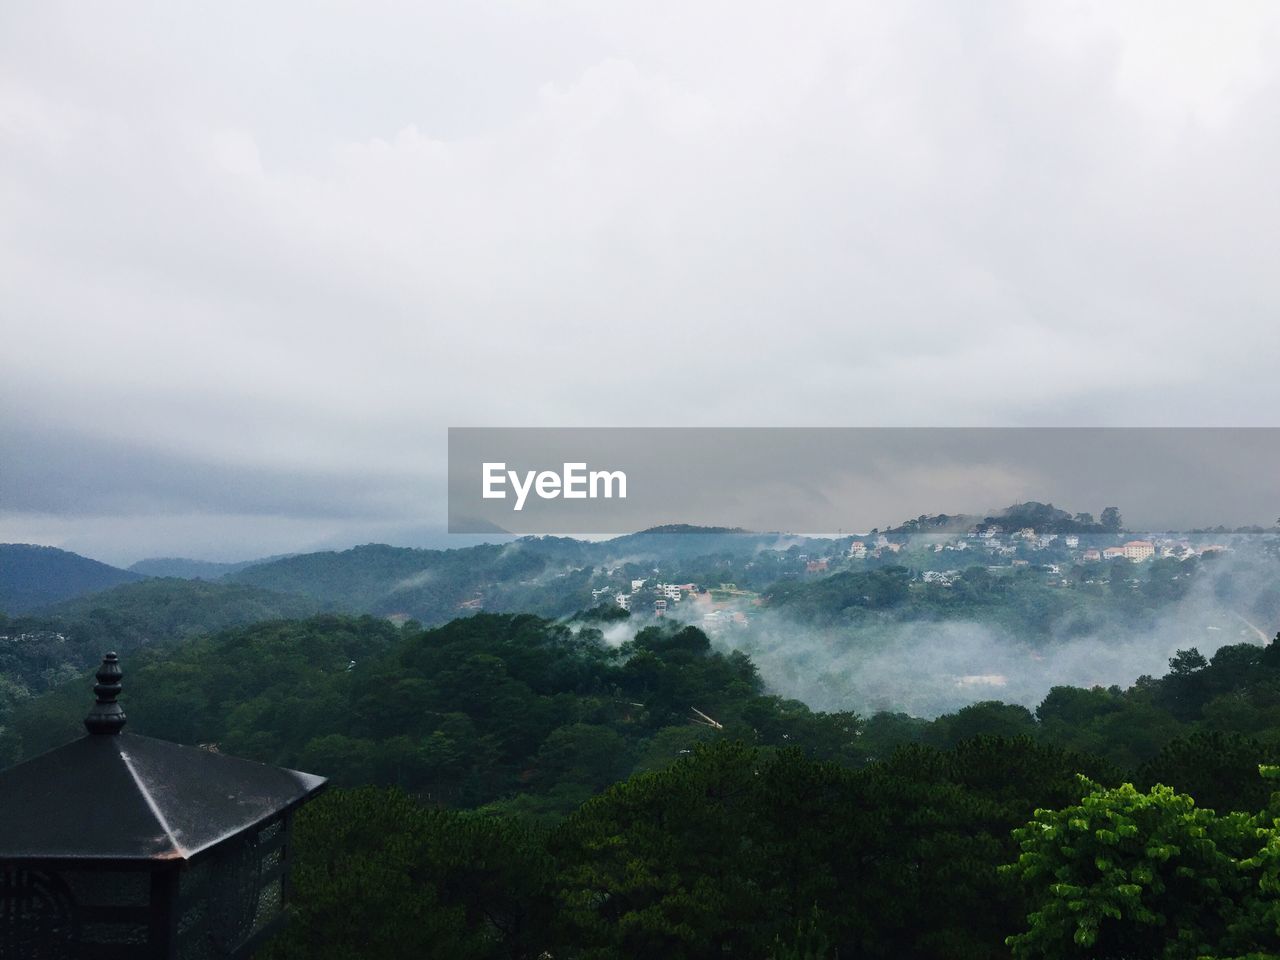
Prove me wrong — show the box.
[0,508,1138,621]
[128,555,290,580]
[222,527,854,624]
[0,543,143,614]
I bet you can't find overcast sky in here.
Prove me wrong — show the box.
[3,2,1279,564]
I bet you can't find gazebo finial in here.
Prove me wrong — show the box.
[84,652,126,735]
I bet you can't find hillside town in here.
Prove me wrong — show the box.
[584,523,1240,625]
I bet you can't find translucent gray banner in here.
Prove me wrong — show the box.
[447,428,1280,534]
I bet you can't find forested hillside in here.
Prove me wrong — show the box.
[0,578,320,712]
[222,529,839,623]
[8,611,1280,956]
[258,618,1280,959]
[4,522,1279,958]
[227,542,597,622]
[0,543,142,612]
[11,613,1280,804]
[2,613,858,819]
[259,741,1280,960]
[127,556,275,579]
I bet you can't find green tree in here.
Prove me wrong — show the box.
[1004,779,1259,959]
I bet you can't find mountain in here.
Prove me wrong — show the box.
[0,544,143,614]
[224,530,827,625]
[7,530,787,629]
[227,541,593,623]
[127,556,286,580]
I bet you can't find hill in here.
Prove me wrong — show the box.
[226,538,683,624]
[2,612,860,818]
[0,543,143,614]
[40,576,321,636]
[10,609,1280,958]
[885,502,1123,536]
[224,530,849,625]
[127,556,279,579]
[0,578,321,705]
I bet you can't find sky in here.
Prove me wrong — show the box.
[2,1,1279,565]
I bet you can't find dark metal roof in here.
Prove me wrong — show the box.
[0,732,325,862]
[0,653,326,863]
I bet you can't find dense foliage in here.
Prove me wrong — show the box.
[1,614,860,818]
[10,613,1280,816]
[262,737,1115,960]
[0,578,320,716]
[258,741,1280,959]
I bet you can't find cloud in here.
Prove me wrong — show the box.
[2,1,1279,559]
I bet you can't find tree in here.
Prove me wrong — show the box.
[1169,648,1209,676]
[1004,779,1260,959]
[1100,507,1123,532]
[928,701,1037,748]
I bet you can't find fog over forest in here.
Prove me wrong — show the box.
[575,542,1280,718]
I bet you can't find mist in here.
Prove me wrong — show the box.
[565,542,1280,720]
[719,555,1277,718]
